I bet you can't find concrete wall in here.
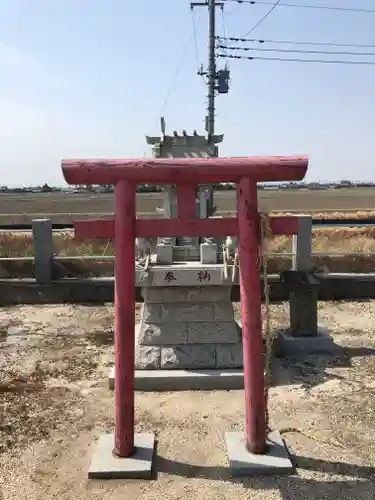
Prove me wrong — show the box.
[1,275,375,306]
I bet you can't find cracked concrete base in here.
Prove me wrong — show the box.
[88,433,155,479]
[225,430,294,477]
[275,327,337,357]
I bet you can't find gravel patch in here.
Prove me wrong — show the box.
[1,301,375,499]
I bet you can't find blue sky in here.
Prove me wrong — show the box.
[1,0,375,186]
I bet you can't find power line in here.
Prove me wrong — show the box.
[242,0,281,37]
[225,4,242,15]
[147,40,191,132]
[143,18,201,155]
[218,52,375,65]
[224,0,375,14]
[220,6,229,60]
[217,35,375,49]
[218,44,375,57]
[191,8,201,72]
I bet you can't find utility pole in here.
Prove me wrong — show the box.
[207,0,218,140]
[190,0,227,143]
[191,1,228,216]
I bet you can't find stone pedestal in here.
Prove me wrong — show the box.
[134,264,243,370]
[289,288,318,336]
[276,286,336,356]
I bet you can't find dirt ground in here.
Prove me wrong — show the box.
[1,301,375,499]
[1,188,375,223]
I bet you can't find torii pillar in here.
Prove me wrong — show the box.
[62,155,308,479]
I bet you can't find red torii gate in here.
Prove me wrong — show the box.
[62,156,308,464]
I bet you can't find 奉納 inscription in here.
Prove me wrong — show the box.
[164,271,177,284]
[197,270,211,283]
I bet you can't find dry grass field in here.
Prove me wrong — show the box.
[1,189,375,275]
[1,188,375,224]
[1,301,375,499]
[2,211,375,276]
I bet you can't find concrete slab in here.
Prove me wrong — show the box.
[276,327,337,357]
[225,430,294,477]
[88,433,155,480]
[109,361,287,391]
[109,367,245,391]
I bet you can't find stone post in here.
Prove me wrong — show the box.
[199,185,217,264]
[156,188,175,264]
[289,215,317,336]
[32,218,54,284]
[277,214,335,356]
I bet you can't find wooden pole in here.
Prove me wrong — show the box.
[114,179,136,457]
[237,178,266,454]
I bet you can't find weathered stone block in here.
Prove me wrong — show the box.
[135,345,161,370]
[142,286,231,303]
[138,323,188,345]
[200,243,217,264]
[135,269,152,287]
[214,302,235,321]
[276,328,336,357]
[216,344,243,368]
[156,244,173,265]
[188,287,230,302]
[161,345,216,369]
[173,247,200,262]
[141,304,161,323]
[187,322,239,344]
[159,303,214,322]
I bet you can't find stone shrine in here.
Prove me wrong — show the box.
[145,125,224,262]
[134,127,242,370]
